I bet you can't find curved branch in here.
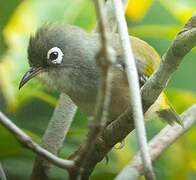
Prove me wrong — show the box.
[0,111,75,170]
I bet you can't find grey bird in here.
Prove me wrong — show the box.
[19,23,181,125]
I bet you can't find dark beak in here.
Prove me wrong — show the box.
[19,67,44,89]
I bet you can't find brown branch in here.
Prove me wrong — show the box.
[71,11,196,179]
[113,0,155,179]
[115,104,196,179]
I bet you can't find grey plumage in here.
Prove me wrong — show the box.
[22,23,181,125]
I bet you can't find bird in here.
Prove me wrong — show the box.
[19,23,181,126]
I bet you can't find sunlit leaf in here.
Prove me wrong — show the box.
[129,25,181,39]
[0,56,18,111]
[165,88,196,114]
[154,137,190,180]
[16,88,57,108]
[113,138,133,169]
[186,126,196,172]
[126,0,154,20]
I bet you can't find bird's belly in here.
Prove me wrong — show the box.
[68,67,131,122]
[67,91,96,116]
[76,101,95,116]
[72,96,128,122]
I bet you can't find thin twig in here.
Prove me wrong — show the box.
[74,0,116,178]
[92,0,116,126]
[0,111,75,171]
[112,0,155,179]
[115,104,196,180]
[0,163,6,180]
[93,0,129,33]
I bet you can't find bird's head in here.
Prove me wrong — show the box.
[19,23,90,90]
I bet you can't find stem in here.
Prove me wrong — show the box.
[112,0,155,179]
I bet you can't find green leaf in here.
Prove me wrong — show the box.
[165,88,196,114]
[0,125,41,160]
[129,25,181,39]
[0,125,23,160]
[0,0,21,54]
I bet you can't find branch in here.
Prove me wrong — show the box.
[0,163,6,180]
[71,0,117,179]
[70,11,196,179]
[0,111,75,171]
[112,0,155,179]
[31,93,76,179]
[141,12,196,111]
[31,93,76,180]
[115,104,196,180]
[93,0,129,33]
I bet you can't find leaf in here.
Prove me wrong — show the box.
[0,0,21,54]
[126,0,154,20]
[0,126,23,160]
[165,88,196,114]
[153,136,190,180]
[129,25,181,39]
[186,126,196,172]
[16,88,57,108]
[0,58,19,111]
[0,125,40,160]
[112,138,133,169]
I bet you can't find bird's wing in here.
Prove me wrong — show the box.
[115,55,151,87]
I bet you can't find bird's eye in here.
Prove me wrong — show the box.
[47,47,64,65]
[49,51,58,60]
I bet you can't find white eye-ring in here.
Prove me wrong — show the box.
[47,47,64,65]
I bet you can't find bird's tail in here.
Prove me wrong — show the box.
[145,92,183,126]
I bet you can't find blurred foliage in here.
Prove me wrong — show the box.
[0,126,23,160]
[0,0,196,179]
[126,0,153,20]
[0,0,21,55]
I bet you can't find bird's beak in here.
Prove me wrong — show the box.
[19,67,44,89]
